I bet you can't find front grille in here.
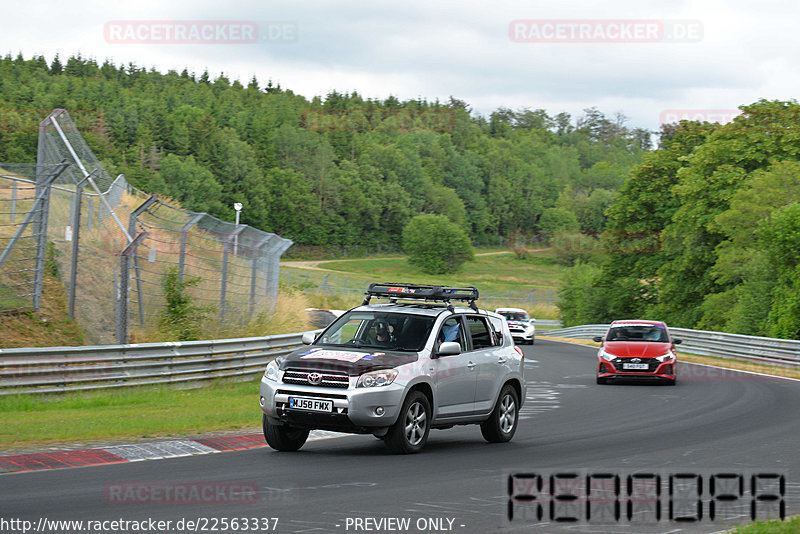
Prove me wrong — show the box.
[283,368,350,388]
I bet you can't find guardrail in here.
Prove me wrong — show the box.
[3,324,799,395]
[0,333,312,395]
[545,325,800,368]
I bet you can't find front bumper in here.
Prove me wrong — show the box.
[259,375,406,432]
[597,360,676,381]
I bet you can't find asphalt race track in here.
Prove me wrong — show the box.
[1,339,799,534]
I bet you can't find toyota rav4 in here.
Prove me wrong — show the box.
[259,283,526,453]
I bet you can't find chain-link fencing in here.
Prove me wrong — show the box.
[0,162,69,313]
[1,109,292,344]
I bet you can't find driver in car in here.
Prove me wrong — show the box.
[371,320,394,346]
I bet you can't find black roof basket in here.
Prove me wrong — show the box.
[363,282,479,311]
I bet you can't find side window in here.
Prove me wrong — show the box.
[487,316,505,344]
[464,316,495,350]
[437,317,465,348]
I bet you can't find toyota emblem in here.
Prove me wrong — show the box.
[307,372,322,385]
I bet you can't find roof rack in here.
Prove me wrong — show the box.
[363,283,479,311]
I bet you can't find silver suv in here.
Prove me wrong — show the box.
[259,283,526,453]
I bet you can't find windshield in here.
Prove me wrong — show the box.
[317,311,435,352]
[607,325,669,342]
[498,311,529,322]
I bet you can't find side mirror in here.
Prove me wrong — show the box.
[530,318,536,323]
[673,338,683,345]
[592,336,604,343]
[301,332,317,345]
[436,341,461,357]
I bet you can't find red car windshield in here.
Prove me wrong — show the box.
[607,325,668,342]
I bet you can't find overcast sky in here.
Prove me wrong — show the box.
[3,0,799,132]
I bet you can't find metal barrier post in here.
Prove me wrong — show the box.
[220,224,246,321]
[179,213,205,282]
[250,236,271,318]
[10,181,16,223]
[32,161,70,310]
[68,170,99,319]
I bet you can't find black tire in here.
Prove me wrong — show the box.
[481,384,519,443]
[596,376,607,385]
[665,379,677,386]
[384,391,431,454]
[262,414,309,452]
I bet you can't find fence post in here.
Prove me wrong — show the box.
[87,196,93,231]
[179,213,205,282]
[10,181,16,223]
[68,170,100,319]
[265,237,292,313]
[250,236,271,319]
[115,196,157,343]
[32,161,70,310]
[220,224,247,321]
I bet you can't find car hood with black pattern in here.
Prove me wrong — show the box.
[279,345,419,375]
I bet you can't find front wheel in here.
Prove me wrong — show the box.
[384,391,431,454]
[263,414,309,452]
[481,384,519,443]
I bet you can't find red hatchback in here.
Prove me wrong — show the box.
[593,320,681,385]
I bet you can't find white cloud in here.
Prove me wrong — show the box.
[2,0,799,131]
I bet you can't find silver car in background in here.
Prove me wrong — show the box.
[260,283,526,453]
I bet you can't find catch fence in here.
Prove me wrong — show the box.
[1,109,292,344]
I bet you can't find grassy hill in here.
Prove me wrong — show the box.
[1,248,565,348]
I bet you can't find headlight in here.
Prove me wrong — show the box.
[264,360,280,382]
[599,350,616,362]
[655,353,675,362]
[356,369,398,388]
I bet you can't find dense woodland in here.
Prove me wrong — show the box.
[0,52,648,254]
[4,53,798,339]
[559,99,800,339]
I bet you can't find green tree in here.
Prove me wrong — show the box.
[402,214,474,274]
[159,267,213,341]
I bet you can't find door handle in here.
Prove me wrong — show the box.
[467,361,476,370]
[497,357,507,364]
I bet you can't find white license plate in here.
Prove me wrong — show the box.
[289,396,333,412]
[623,363,649,370]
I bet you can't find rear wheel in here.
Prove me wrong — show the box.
[384,391,431,454]
[481,385,519,443]
[263,414,309,452]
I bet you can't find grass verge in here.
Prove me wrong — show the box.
[0,377,262,451]
[729,517,800,533]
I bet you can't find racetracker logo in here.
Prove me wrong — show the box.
[659,109,742,125]
[509,19,703,43]
[104,481,258,505]
[104,20,297,44]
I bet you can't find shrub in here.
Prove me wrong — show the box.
[402,214,474,274]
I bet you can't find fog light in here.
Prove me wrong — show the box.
[259,396,265,407]
[375,406,385,416]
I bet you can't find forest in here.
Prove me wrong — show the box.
[0,52,648,255]
[559,99,800,340]
[5,53,796,339]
